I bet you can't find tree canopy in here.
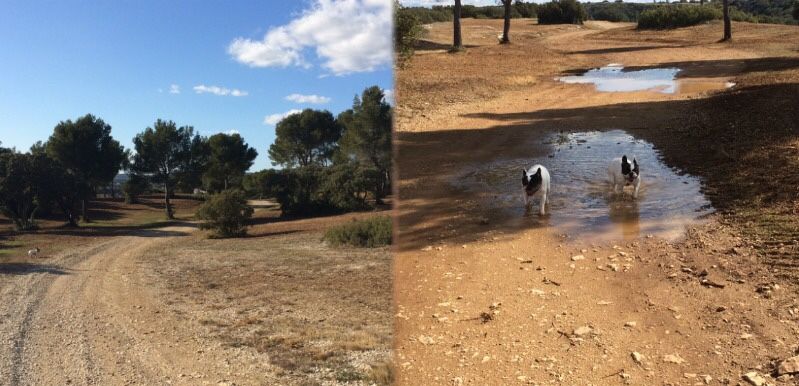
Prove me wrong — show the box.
[46,114,126,221]
[131,119,199,218]
[203,133,258,191]
[268,109,342,168]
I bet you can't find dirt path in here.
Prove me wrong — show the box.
[0,226,270,385]
[395,20,799,385]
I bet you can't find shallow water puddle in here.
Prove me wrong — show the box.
[557,64,736,94]
[558,64,680,93]
[456,130,713,241]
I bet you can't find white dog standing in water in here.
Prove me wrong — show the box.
[522,165,551,215]
[608,155,641,198]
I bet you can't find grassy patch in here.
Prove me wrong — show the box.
[324,216,392,248]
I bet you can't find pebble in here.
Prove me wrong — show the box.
[777,355,799,375]
[663,354,685,364]
[742,371,767,386]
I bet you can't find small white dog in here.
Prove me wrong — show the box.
[608,155,641,198]
[27,247,40,257]
[522,165,551,215]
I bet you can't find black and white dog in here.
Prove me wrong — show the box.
[608,155,641,198]
[522,165,551,215]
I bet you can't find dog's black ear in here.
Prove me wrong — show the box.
[522,170,529,186]
[633,158,639,174]
[621,155,631,174]
[534,167,541,176]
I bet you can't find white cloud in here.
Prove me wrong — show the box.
[264,109,303,126]
[169,84,181,94]
[285,93,331,104]
[399,0,495,5]
[228,0,392,76]
[382,88,394,105]
[225,129,240,135]
[193,84,248,97]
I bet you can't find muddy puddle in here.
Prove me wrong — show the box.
[557,64,733,94]
[455,130,713,241]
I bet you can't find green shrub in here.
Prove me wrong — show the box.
[637,5,720,29]
[538,0,588,24]
[395,3,424,64]
[196,189,254,238]
[324,216,392,248]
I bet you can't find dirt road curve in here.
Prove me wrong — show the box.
[0,226,266,386]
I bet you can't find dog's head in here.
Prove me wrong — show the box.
[522,168,543,195]
[621,155,639,183]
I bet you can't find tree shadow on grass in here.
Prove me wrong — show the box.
[558,56,799,78]
[0,262,69,276]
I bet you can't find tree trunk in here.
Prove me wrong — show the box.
[501,0,511,44]
[700,0,704,5]
[453,0,463,50]
[81,199,90,222]
[722,0,731,41]
[164,183,174,219]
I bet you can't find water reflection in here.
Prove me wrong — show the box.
[558,64,680,93]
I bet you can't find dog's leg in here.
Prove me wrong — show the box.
[539,196,546,216]
[633,180,640,199]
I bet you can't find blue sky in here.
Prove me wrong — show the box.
[0,0,393,171]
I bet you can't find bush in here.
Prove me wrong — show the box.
[395,4,425,64]
[586,2,651,22]
[637,5,720,29]
[196,189,254,238]
[538,0,588,24]
[324,216,392,248]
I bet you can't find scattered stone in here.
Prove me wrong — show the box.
[741,333,754,340]
[418,335,435,345]
[631,351,644,364]
[742,371,767,386]
[422,246,433,251]
[663,354,685,364]
[777,355,799,375]
[624,321,637,328]
[607,263,620,272]
[716,306,727,312]
[573,326,593,336]
[700,278,726,288]
[571,254,585,261]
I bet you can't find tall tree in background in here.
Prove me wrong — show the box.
[268,109,341,168]
[175,135,210,193]
[338,87,393,203]
[793,1,798,20]
[131,120,197,219]
[46,114,125,222]
[0,152,39,230]
[453,0,463,50]
[203,133,258,191]
[722,0,732,41]
[501,0,512,44]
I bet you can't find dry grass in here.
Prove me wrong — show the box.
[0,196,202,264]
[139,207,393,385]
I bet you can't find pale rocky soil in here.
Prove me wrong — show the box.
[0,207,392,385]
[394,19,799,386]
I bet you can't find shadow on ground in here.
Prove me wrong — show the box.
[0,263,69,276]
